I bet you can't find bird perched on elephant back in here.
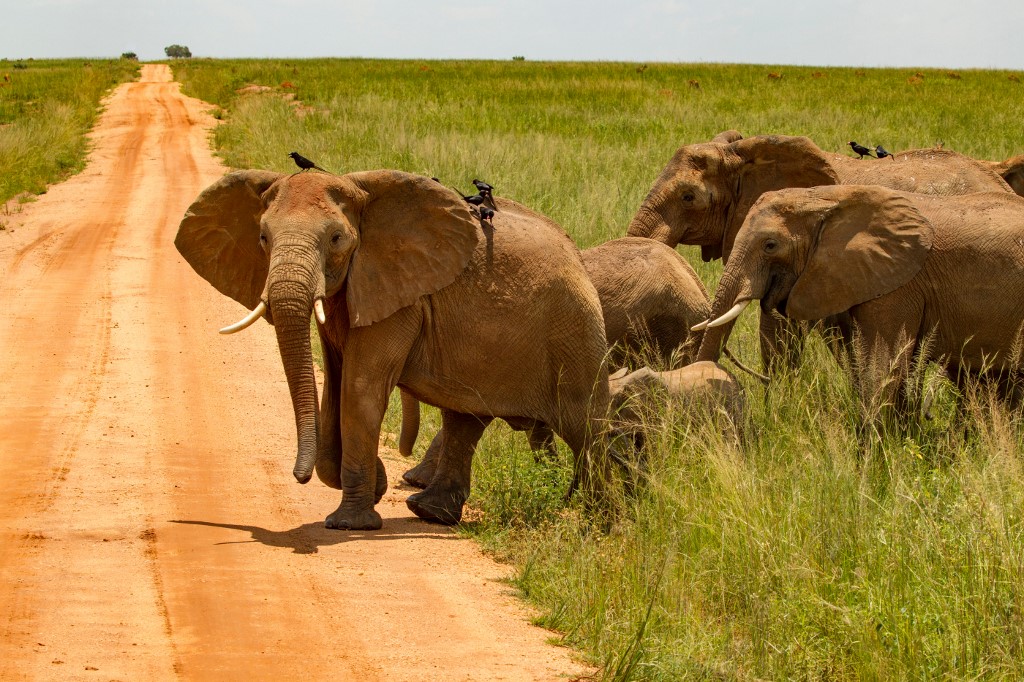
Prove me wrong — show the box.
[175,169,611,529]
[627,131,1015,373]
[608,361,746,451]
[695,185,1024,428]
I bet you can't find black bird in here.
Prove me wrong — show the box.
[848,141,874,159]
[875,145,894,160]
[463,193,486,206]
[479,206,495,224]
[288,151,330,173]
[472,179,494,194]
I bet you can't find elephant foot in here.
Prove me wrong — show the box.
[406,488,466,525]
[325,506,383,531]
[374,456,388,504]
[402,459,435,489]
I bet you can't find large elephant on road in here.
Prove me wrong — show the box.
[175,170,610,529]
[627,133,1014,371]
[695,185,1024,422]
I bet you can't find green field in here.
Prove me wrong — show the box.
[174,58,1024,680]
[0,58,139,208]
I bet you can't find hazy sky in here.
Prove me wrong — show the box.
[4,0,1023,70]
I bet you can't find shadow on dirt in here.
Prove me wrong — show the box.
[169,518,460,555]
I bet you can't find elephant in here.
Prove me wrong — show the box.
[981,154,1024,197]
[398,236,711,487]
[695,185,1024,425]
[175,169,611,529]
[585,236,711,368]
[626,132,1014,372]
[608,361,745,450]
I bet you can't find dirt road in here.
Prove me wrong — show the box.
[0,64,587,681]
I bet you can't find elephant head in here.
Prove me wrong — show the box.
[627,135,841,263]
[696,185,934,362]
[175,170,479,486]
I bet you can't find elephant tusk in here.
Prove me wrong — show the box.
[707,300,750,328]
[219,301,267,335]
[691,319,710,332]
[313,299,326,325]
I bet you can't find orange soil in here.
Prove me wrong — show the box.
[0,64,589,682]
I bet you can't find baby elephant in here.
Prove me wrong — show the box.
[609,361,746,448]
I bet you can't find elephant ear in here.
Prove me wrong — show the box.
[345,171,480,327]
[996,155,1024,196]
[710,129,743,144]
[786,187,934,321]
[175,170,283,309]
[724,136,841,261]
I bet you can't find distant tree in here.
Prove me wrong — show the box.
[121,52,138,60]
[164,45,192,59]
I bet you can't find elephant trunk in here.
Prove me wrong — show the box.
[696,269,750,363]
[398,389,420,457]
[267,251,325,484]
[626,197,675,245]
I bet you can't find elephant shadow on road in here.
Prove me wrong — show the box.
[170,514,460,555]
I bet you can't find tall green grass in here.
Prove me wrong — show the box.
[0,58,139,206]
[174,58,1024,679]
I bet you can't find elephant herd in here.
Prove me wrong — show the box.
[175,133,1024,530]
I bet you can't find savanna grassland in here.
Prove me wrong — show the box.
[174,58,1024,680]
[0,58,140,208]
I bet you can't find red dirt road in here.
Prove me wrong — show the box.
[0,64,588,681]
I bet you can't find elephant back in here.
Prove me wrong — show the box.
[583,237,711,367]
[833,147,1012,196]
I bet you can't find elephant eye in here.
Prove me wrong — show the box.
[259,232,268,246]
[763,238,778,253]
[682,193,696,202]
[330,232,342,246]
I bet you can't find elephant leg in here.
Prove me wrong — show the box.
[852,309,919,438]
[527,422,557,462]
[402,428,443,489]
[997,370,1024,411]
[503,416,556,462]
[325,381,390,530]
[374,456,388,504]
[406,410,490,525]
[398,388,421,457]
[556,412,608,502]
[325,320,419,531]
[313,331,389,500]
[758,310,804,374]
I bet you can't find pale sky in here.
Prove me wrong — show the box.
[4,0,1023,70]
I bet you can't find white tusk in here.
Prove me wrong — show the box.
[313,299,326,325]
[691,319,710,332]
[707,300,750,328]
[219,301,267,335]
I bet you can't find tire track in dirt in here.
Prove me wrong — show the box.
[0,64,591,681]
